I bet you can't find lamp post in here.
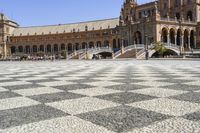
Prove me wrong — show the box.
[143,14,149,60]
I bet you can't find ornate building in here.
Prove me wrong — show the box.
[0,0,200,59]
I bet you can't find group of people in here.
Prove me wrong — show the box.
[0,55,60,61]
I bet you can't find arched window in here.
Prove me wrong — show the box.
[54,44,58,52]
[187,11,193,21]
[89,42,94,48]
[68,43,73,52]
[25,46,30,54]
[61,44,66,51]
[135,31,142,44]
[18,46,23,53]
[75,43,79,50]
[177,29,182,46]
[103,41,109,47]
[190,30,195,48]
[33,45,37,53]
[175,0,180,6]
[113,39,117,49]
[47,45,51,53]
[11,46,16,54]
[40,45,44,52]
[161,28,168,43]
[170,29,175,44]
[96,41,101,48]
[82,42,87,49]
[184,30,189,48]
[176,13,180,19]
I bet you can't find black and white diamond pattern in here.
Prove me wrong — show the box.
[0,60,200,133]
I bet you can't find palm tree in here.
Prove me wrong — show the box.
[154,42,168,57]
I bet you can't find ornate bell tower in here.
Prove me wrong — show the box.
[119,0,137,26]
[0,13,18,58]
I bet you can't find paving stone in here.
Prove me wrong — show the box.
[171,92,200,103]
[0,91,21,99]
[0,60,200,132]
[77,105,170,132]
[0,104,68,129]
[96,92,156,104]
[28,91,85,103]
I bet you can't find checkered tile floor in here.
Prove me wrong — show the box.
[0,60,200,133]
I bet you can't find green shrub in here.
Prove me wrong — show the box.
[154,42,168,57]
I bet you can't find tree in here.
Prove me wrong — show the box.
[36,51,45,57]
[154,42,168,57]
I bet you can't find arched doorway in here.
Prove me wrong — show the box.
[96,41,101,48]
[25,46,30,54]
[47,44,51,53]
[176,13,180,19]
[33,45,37,53]
[103,41,109,47]
[89,42,94,48]
[18,46,23,53]
[135,31,142,44]
[190,30,195,48]
[82,42,87,49]
[68,43,73,53]
[54,44,59,53]
[177,29,182,46]
[161,28,168,43]
[118,39,121,47]
[113,39,117,49]
[75,43,80,50]
[184,30,189,48]
[40,45,44,52]
[61,44,66,51]
[11,46,16,54]
[170,29,175,44]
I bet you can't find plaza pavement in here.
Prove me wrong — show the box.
[0,60,200,133]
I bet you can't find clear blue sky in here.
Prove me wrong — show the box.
[0,0,152,27]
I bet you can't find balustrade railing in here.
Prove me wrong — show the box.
[160,17,196,24]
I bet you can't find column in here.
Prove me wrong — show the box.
[72,44,74,52]
[30,46,33,54]
[188,35,191,49]
[121,39,124,48]
[167,34,170,45]
[175,34,177,46]
[51,45,54,54]
[194,36,197,48]
[181,35,184,52]
[37,47,40,52]
[44,45,47,54]
[23,46,26,54]
[58,45,61,52]
[4,43,7,58]
[161,35,163,43]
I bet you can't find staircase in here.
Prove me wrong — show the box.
[114,44,144,59]
[117,49,139,58]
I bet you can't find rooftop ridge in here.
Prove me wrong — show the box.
[19,17,119,29]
